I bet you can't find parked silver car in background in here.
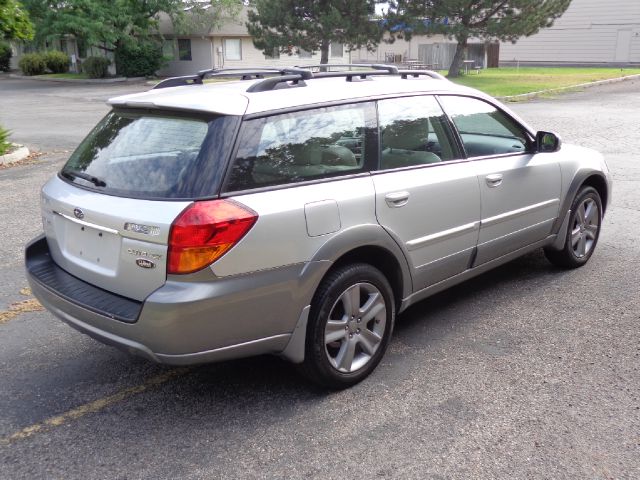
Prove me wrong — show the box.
[26,65,611,388]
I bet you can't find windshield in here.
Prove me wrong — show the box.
[61,110,239,199]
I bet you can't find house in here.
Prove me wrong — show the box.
[156,8,350,76]
[9,6,494,76]
[500,0,640,66]
[352,36,497,71]
[157,8,494,76]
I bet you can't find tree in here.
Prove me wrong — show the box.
[173,0,243,36]
[23,0,180,52]
[20,0,241,74]
[385,0,572,77]
[246,0,383,65]
[0,0,34,40]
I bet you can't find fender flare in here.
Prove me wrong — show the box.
[551,169,608,235]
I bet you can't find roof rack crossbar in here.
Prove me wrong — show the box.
[153,67,314,90]
[245,74,307,93]
[197,66,313,80]
[297,63,399,74]
[152,75,203,89]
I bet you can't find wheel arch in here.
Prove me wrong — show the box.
[328,246,406,312]
[308,224,413,312]
[553,170,609,235]
[581,174,608,215]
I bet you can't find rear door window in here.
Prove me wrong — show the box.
[378,95,461,170]
[438,96,532,158]
[60,110,239,199]
[224,102,376,192]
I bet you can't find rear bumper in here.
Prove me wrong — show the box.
[26,235,327,364]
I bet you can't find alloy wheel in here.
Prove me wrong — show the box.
[324,282,387,373]
[571,198,600,258]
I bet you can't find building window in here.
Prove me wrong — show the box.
[177,39,192,61]
[224,39,242,60]
[331,43,343,58]
[265,47,280,60]
[298,49,312,59]
[162,40,175,60]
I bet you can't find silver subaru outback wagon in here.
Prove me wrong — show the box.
[25,65,611,388]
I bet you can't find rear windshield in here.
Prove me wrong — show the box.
[60,110,239,200]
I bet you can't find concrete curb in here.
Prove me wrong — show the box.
[0,144,30,165]
[8,74,146,84]
[497,73,640,101]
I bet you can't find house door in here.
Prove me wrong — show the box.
[615,30,632,63]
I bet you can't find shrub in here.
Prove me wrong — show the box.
[115,42,164,77]
[82,56,110,78]
[0,125,12,156]
[44,50,69,73]
[0,41,11,72]
[19,53,46,76]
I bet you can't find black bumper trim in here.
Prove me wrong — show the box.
[25,236,143,323]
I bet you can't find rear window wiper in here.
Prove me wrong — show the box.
[61,169,107,188]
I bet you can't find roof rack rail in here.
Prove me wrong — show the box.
[153,67,313,90]
[398,70,447,80]
[151,64,447,92]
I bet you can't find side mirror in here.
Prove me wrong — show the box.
[536,131,562,153]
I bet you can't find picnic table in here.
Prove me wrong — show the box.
[402,61,438,70]
[462,60,475,74]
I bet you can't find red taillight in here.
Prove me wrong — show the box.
[168,199,257,275]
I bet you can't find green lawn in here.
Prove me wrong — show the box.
[39,72,89,79]
[448,67,640,97]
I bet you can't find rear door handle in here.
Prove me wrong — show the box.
[385,191,410,208]
[485,174,503,187]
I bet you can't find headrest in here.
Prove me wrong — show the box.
[383,118,430,150]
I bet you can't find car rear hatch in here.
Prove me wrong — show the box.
[37,108,240,304]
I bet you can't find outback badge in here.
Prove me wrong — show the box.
[136,258,156,269]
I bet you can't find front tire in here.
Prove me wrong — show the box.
[544,186,602,268]
[299,263,395,389]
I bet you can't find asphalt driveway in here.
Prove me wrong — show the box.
[0,75,638,479]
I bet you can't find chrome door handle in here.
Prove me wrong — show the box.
[385,191,410,208]
[485,174,503,187]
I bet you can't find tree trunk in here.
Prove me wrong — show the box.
[447,36,468,78]
[320,38,329,65]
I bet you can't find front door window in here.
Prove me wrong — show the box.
[438,96,531,158]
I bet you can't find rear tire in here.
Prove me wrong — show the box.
[544,186,602,268]
[299,263,395,389]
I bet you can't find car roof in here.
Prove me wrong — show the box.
[108,74,483,116]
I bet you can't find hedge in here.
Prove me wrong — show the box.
[115,43,163,77]
[44,50,69,73]
[18,53,47,76]
[82,56,110,78]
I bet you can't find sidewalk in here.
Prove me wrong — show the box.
[7,73,146,84]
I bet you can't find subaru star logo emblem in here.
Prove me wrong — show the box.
[73,208,84,220]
